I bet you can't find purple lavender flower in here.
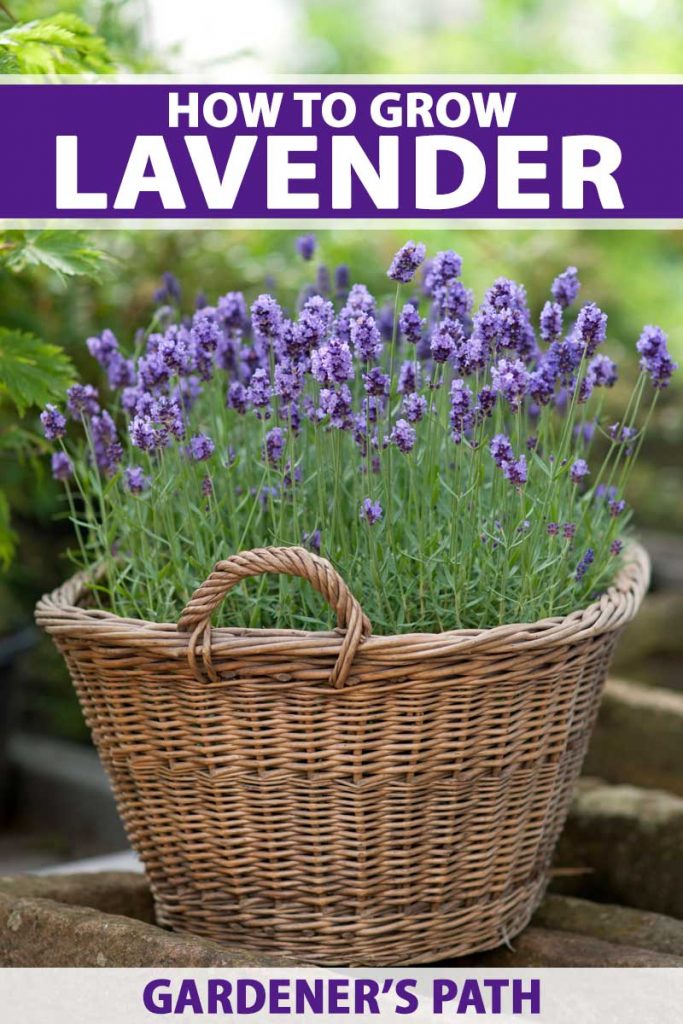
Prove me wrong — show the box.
[151,397,185,441]
[51,451,73,481]
[402,392,427,423]
[424,250,462,293]
[201,475,213,498]
[138,351,170,390]
[154,271,181,305]
[303,529,321,554]
[311,338,354,385]
[503,454,527,486]
[363,367,390,396]
[589,354,618,388]
[636,325,678,389]
[608,423,636,445]
[547,522,559,536]
[264,427,285,464]
[540,301,563,343]
[485,277,526,312]
[251,294,283,346]
[222,382,245,416]
[397,360,420,395]
[91,411,121,475]
[274,361,304,403]
[449,378,474,442]
[124,466,150,494]
[491,358,529,412]
[188,433,215,461]
[570,458,590,484]
[575,374,594,404]
[575,548,595,582]
[191,313,220,353]
[298,295,334,352]
[129,415,159,452]
[489,435,527,485]
[574,302,607,356]
[430,318,463,363]
[551,267,580,309]
[475,385,497,421]
[40,404,66,440]
[66,384,100,420]
[609,499,626,517]
[246,368,272,410]
[528,365,556,406]
[563,522,577,539]
[610,539,624,556]
[217,291,248,332]
[547,337,583,383]
[86,329,119,368]
[296,234,316,261]
[389,418,416,454]
[316,265,331,296]
[334,264,349,299]
[350,312,382,362]
[360,497,383,524]
[106,352,136,389]
[489,433,514,468]
[319,384,353,429]
[387,241,426,284]
[399,303,424,346]
[433,280,474,322]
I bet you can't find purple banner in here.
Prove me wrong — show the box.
[0,83,681,219]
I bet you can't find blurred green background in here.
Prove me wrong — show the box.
[1,0,681,745]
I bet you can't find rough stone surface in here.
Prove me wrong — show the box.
[0,893,298,967]
[553,782,683,918]
[584,678,683,795]
[0,872,154,924]
[533,894,683,956]
[611,593,683,691]
[457,927,683,968]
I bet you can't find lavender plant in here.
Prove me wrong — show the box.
[40,242,677,634]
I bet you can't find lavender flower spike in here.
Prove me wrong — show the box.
[40,404,67,440]
[188,433,215,462]
[570,458,590,484]
[51,451,73,481]
[387,241,426,284]
[125,466,151,494]
[360,497,383,524]
[389,418,416,454]
[636,325,678,389]
[295,234,316,261]
[551,267,580,309]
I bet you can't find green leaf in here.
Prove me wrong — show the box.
[3,231,110,281]
[0,489,15,571]
[0,14,113,75]
[0,328,75,416]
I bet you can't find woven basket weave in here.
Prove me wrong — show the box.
[36,542,649,966]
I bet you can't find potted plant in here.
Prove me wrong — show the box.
[36,244,673,965]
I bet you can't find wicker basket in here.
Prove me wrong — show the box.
[36,542,649,966]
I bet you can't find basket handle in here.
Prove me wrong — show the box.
[177,546,372,688]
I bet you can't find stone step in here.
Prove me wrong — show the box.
[457,927,683,968]
[553,780,683,918]
[0,885,296,968]
[584,678,683,795]
[532,893,683,957]
[611,593,683,691]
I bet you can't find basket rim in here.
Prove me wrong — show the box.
[35,540,650,665]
